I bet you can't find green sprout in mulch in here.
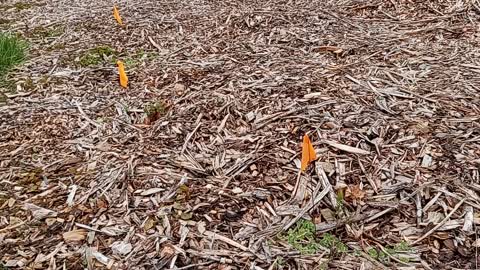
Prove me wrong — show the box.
[76,46,156,69]
[123,49,158,69]
[281,219,348,255]
[143,101,167,124]
[78,45,117,67]
[144,101,166,117]
[0,33,26,78]
[284,219,319,254]
[318,233,348,253]
[367,241,412,263]
[273,257,285,268]
[335,192,346,218]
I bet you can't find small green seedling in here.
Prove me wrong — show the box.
[368,247,389,262]
[78,46,117,67]
[144,101,166,117]
[274,256,284,268]
[394,241,411,252]
[283,219,320,254]
[367,241,412,264]
[335,192,345,217]
[367,247,379,258]
[123,50,157,68]
[281,220,349,256]
[143,101,167,124]
[319,233,348,253]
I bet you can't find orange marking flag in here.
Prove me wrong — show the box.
[113,5,124,26]
[300,134,317,171]
[116,60,128,88]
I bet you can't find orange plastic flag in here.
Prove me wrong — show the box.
[113,5,123,26]
[300,134,317,171]
[116,60,128,88]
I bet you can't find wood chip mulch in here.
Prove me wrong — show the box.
[1,0,480,269]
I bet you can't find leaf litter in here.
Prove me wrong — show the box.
[0,0,480,269]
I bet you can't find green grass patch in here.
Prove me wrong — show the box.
[78,45,117,67]
[0,33,27,83]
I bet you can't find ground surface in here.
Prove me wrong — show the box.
[1,0,480,269]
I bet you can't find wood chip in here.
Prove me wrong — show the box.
[63,229,87,242]
[323,140,370,155]
[140,187,166,196]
